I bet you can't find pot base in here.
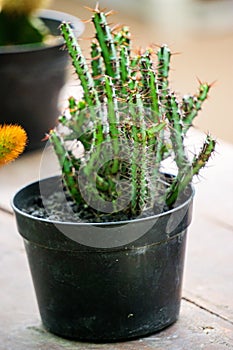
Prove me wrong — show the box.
[43,318,178,342]
[24,231,187,342]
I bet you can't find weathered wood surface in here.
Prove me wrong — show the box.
[0,135,233,349]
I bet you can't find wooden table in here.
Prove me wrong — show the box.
[0,131,233,349]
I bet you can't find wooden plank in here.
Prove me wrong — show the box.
[183,212,233,323]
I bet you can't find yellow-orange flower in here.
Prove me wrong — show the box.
[0,124,27,166]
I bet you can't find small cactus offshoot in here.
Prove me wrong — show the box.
[0,0,51,45]
[0,124,27,166]
[49,5,216,221]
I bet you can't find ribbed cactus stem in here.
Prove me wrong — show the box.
[92,11,120,80]
[191,133,216,174]
[147,121,167,186]
[154,45,172,172]
[114,26,131,95]
[59,98,86,126]
[157,45,171,104]
[130,123,140,214]
[126,54,139,92]
[49,130,82,203]
[104,75,120,174]
[167,93,188,170]
[119,45,131,96]
[60,22,100,107]
[137,49,160,149]
[146,121,167,139]
[139,50,160,117]
[114,26,131,54]
[139,50,152,91]
[68,96,78,114]
[130,95,148,215]
[58,99,92,151]
[165,134,216,207]
[83,119,104,178]
[182,82,211,134]
[91,41,104,89]
[136,94,148,211]
[50,128,109,201]
[148,69,160,117]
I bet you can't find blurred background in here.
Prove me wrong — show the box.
[47,0,233,144]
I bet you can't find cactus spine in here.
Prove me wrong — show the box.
[49,6,215,220]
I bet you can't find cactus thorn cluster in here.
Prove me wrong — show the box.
[49,6,216,221]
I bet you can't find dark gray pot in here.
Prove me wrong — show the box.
[0,10,84,151]
[12,176,194,341]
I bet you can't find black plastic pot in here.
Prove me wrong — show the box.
[0,10,84,151]
[12,176,194,342]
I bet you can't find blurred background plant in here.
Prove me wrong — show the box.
[0,125,27,166]
[0,0,52,45]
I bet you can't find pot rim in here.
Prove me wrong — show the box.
[12,176,195,227]
[0,9,84,54]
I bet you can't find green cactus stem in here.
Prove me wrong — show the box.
[60,22,100,107]
[165,134,216,207]
[191,133,216,175]
[182,82,211,134]
[114,26,131,54]
[49,130,82,203]
[157,45,171,101]
[147,121,167,185]
[154,45,172,175]
[139,49,160,117]
[129,94,148,215]
[91,41,104,89]
[128,54,140,92]
[58,99,92,151]
[119,45,131,96]
[103,75,120,174]
[166,93,188,170]
[92,11,120,80]
[113,26,131,96]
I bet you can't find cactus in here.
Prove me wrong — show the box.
[0,0,51,45]
[49,6,215,220]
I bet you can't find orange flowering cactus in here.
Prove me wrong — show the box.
[0,124,27,166]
